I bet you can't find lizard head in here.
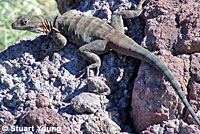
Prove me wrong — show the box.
[11,15,53,34]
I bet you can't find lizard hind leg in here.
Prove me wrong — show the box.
[113,0,146,19]
[78,40,110,78]
[111,14,125,33]
[111,0,146,33]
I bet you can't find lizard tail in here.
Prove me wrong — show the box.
[109,33,200,126]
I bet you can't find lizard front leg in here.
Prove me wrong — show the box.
[49,28,67,52]
[40,28,67,58]
[40,10,78,56]
[78,40,110,77]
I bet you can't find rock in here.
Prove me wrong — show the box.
[4,93,17,108]
[81,115,121,134]
[71,93,101,113]
[1,74,14,89]
[87,76,111,95]
[0,111,16,134]
[131,0,200,132]
[36,96,50,108]
[143,0,200,54]
[131,51,190,131]
[187,53,200,124]
[27,93,37,100]
[19,108,70,133]
[140,119,200,134]
[55,0,83,14]
[174,2,200,54]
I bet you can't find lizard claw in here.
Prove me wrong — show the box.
[137,0,146,10]
[76,66,100,79]
[76,68,87,79]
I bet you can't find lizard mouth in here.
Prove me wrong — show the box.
[11,23,41,33]
[11,22,20,29]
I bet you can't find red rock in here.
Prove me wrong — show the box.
[36,96,50,108]
[20,108,70,133]
[132,0,200,132]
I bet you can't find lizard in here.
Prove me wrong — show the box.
[11,0,200,127]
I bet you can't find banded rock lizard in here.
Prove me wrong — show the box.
[11,0,200,128]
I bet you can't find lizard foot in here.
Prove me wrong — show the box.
[137,0,146,10]
[76,66,100,79]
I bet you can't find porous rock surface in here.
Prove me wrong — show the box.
[0,0,200,134]
[132,0,200,133]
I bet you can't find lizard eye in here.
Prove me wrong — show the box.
[21,20,28,25]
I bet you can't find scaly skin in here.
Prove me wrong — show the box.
[11,0,200,128]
